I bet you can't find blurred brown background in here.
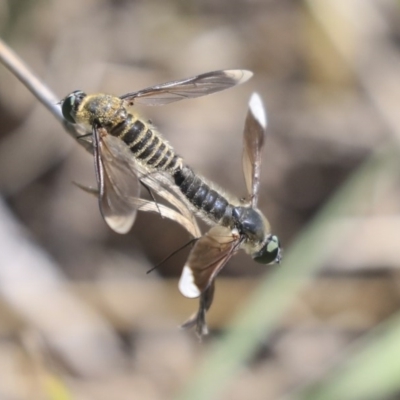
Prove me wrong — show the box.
[0,0,400,399]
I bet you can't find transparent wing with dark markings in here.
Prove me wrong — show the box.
[181,284,215,337]
[120,70,253,106]
[93,126,140,234]
[140,169,201,237]
[129,196,200,237]
[95,131,201,237]
[242,93,267,207]
[179,226,241,299]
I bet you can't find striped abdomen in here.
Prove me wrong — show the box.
[173,166,233,225]
[110,113,181,172]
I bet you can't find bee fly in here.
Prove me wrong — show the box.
[60,70,281,336]
[61,70,251,235]
[177,93,281,335]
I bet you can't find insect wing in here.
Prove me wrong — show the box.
[120,69,253,106]
[93,127,140,234]
[181,284,215,337]
[242,93,267,207]
[139,169,201,238]
[97,131,201,238]
[129,196,200,238]
[179,226,240,299]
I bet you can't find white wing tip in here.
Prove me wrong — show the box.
[225,69,253,84]
[104,215,135,234]
[179,265,201,298]
[249,92,267,129]
[239,70,253,83]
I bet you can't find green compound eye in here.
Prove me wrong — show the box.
[61,90,86,123]
[253,235,281,265]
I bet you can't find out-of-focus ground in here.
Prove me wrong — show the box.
[0,0,400,399]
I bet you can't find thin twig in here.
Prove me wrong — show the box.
[0,38,89,147]
[0,38,60,120]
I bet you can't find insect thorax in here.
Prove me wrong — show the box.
[75,94,126,127]
[173,166,271,256]
[231,206,269,244]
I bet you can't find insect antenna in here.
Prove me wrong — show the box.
[146,237,198,274]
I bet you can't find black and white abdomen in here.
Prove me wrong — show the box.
[173,166,233,226]
[109,112,182,173]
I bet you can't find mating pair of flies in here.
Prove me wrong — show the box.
[60,69,281,336]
